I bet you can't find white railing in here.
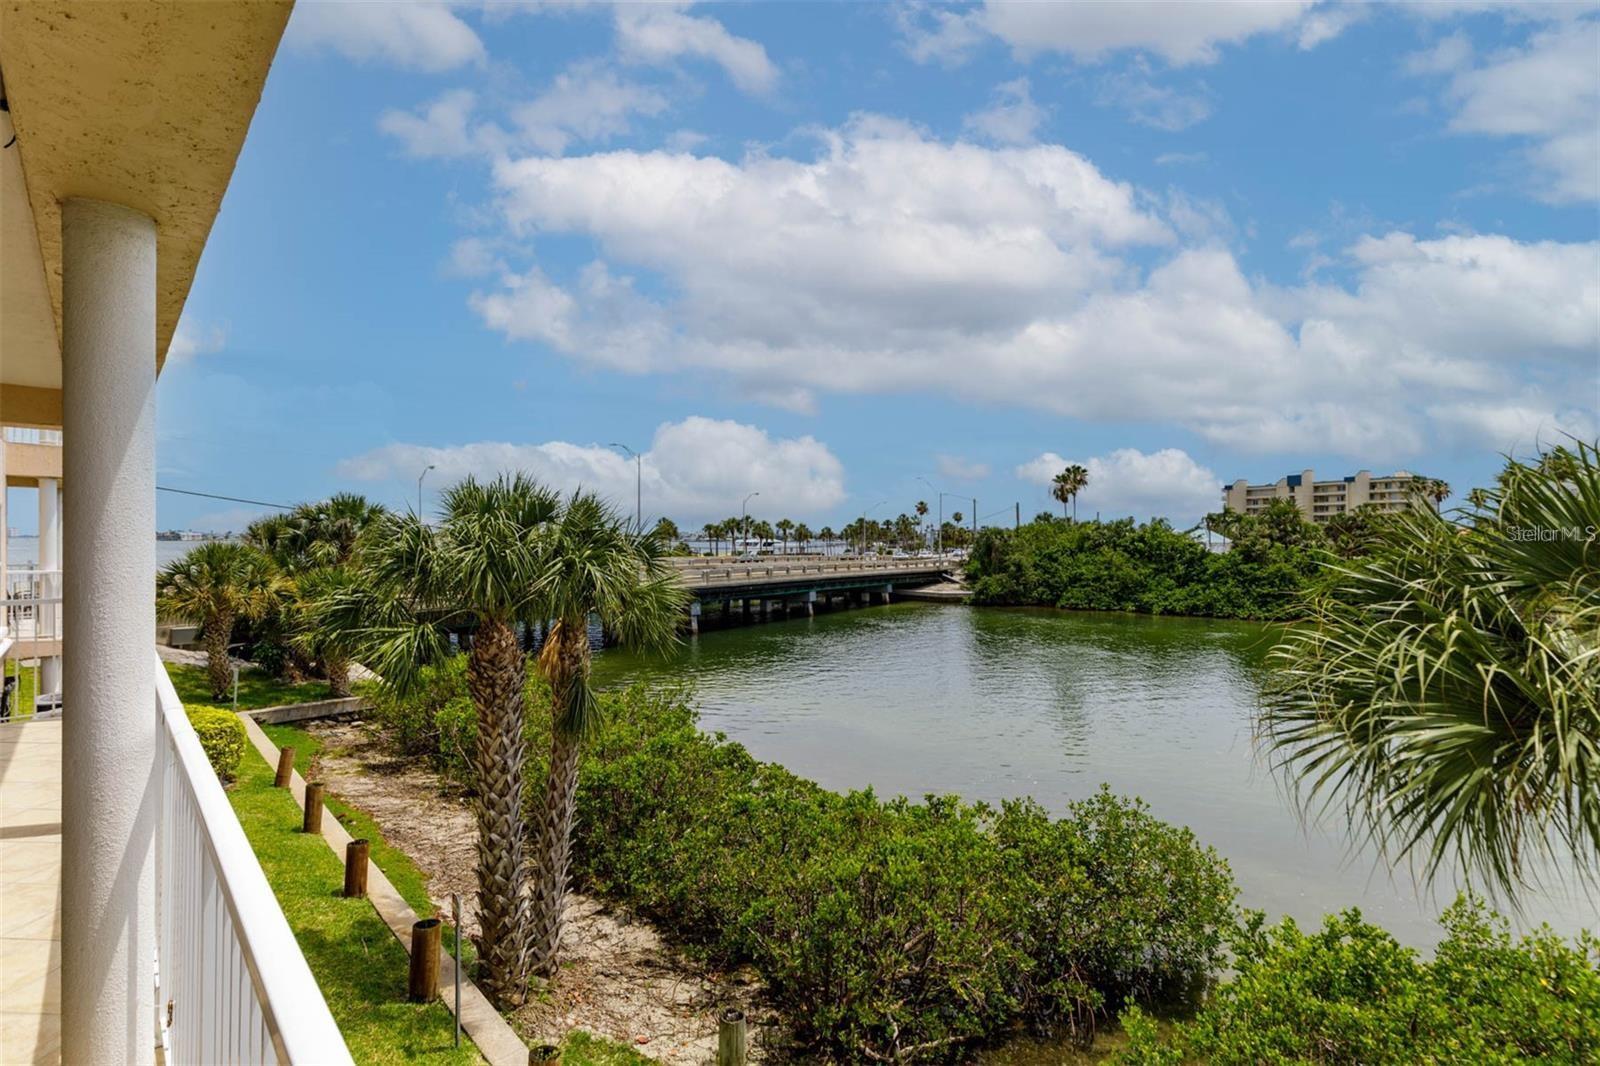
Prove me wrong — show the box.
[2,426,62,445]
[2,567,62,642]
[156,659,352,1065]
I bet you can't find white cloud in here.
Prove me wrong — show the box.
[336,416,845,523]
[379,90,487,159]
[287,1,485,72]
[936,455,991,481]
[613,4,778,94]
[903,0,1330,67]
[1017,447,1222,523]
[512,63,670,155]
[468,119,1595,458]
[1411,17,1600,202]
[166,319,227,364]
[963,78,1047,145]
[1096,70,1214,131]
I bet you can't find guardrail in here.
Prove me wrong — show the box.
[671,556,956,588]
[2,567,62,642]
[156,658,353,1065]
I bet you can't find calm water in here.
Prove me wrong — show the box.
[595,602,1595,948]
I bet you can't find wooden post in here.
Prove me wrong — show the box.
[273,745,296,788]
[343,839,370,898]
[717,1007,747,1066]
[530,1045,560,1066]
[408,918,441,1002]
[302,783,324,835]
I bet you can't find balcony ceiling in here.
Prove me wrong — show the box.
[0,0,291,426]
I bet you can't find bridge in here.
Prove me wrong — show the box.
[665,555,959,632]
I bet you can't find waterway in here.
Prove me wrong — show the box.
[594,601,1595,948]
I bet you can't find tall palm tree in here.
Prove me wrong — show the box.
[156,542,282,699]
[776,518,794,554]
[915,500,929,548]
[1409,476,1452,511]
[1052,464,1090,520]
[316,475,684,997]
[794,522,813,553]
[291,565,360,698]
[819,526,836,554]
[316,477,553,1005]
[528,493,684,975]
[1261,442,1600,896]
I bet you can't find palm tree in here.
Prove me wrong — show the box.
[1261,442,1600,896]
[317,475,684,998]
[794,522,813,553]
[776,518,795,555]
[1052,464,1090,520]
[1409,476,1451,511]
[818,526,836,554]
[915,500,929,548]
[156,542,282,699]
[290,565,360,697]
[701,521,720,555]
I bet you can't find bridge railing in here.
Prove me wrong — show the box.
[673,556,956,587]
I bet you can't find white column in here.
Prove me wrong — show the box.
[60,198,158,1066]
[38,476,61,693]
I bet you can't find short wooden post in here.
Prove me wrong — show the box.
[408,918,441,1002]
[273,745,296,788]
[530,1044,561,1066]
[302,783,324,835]
[343,839,370,898]
[717,1007,747,1066]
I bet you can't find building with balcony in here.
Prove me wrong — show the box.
[1220,469,1436,523]
[1,4,351,1063]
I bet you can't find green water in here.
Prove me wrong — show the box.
[595,602,1594,947]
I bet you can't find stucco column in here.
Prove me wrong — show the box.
[38,476,62,694]
[60,198,158,1066]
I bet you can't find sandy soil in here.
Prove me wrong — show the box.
[303,720,785,1065]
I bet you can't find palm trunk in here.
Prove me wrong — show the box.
[466,617,532,1007]
[325,653,352,698]
[204,609,234,700]
[530,619,589,977]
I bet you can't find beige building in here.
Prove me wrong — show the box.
[1222,469,1435,523]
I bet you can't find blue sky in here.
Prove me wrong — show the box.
[104,1,1600,534]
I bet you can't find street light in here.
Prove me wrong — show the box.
[609,442,642,530]
[860,499,888,557]
[917,477,966,557]
[417,464,436,517]
[741,491,760,555]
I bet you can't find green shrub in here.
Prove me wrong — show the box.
[187,705,247,784]
[1115,898,1600,1065]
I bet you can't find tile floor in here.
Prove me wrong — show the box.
[0,719,61,1065]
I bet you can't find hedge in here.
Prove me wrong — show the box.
[188,704,247,784]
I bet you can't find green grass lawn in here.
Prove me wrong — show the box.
[2,659,39,719]
[166,661,332,710]
[229,741,482,1065]
[242,722,645,1064]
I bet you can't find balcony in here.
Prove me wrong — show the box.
[0,656,351,1064]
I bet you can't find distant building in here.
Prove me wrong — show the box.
[1221,469,1434,523]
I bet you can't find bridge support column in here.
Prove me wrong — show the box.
[882,583,893,605]
[805,590,816,617]
[687,601,701,635]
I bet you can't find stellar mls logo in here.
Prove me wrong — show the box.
[1505,525,1598,543]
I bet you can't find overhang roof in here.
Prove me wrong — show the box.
[0,0,291,423]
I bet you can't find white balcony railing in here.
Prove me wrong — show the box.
[3,567,62,643]
[2,426,63,445]
[156,657,353,1065]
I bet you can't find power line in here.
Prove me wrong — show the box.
[155,485,294,511]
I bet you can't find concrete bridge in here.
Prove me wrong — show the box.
[666,555,958,632]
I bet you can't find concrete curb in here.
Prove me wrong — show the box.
[237,714,530,1066]
[244,696,366,725]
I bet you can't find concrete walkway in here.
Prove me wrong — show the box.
[0,719,62,1064]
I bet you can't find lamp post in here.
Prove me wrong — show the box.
[741,491,759,555]
[417,464,435,517]
[860,499,887,557]
[609,442,642,530]
[918,478,968,557]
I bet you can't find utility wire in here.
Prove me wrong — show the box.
[155,485,294,511]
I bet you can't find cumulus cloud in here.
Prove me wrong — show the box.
[1095,69,1214,131]
[962,78,1047,145]
[464,118,1594,458]
[937,455,991,481]
[512,63,670,155]
[1409,17,1600,202]
[379,89,487,159]
[902,0,1329,67]
[613,4,778,94]
[166,319,227,364]
[337,416,845,523]
[287,1,485,72]
[1017,448,1222,523]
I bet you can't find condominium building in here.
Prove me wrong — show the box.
[1221,469,1435,523]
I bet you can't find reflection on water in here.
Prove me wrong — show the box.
[595,602,1594,948]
